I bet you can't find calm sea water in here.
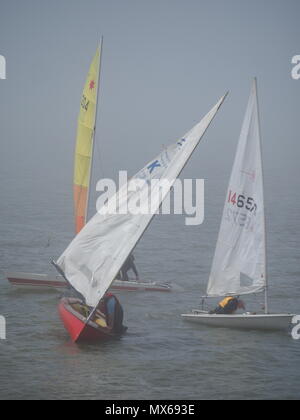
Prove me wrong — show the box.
[0,165,299,400]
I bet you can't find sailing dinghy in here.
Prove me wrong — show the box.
[5,41,169,293]
[6,272,171,292]
[54,93,227,342]
[182,80,295,331]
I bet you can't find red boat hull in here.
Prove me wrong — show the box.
[59,298,116,343]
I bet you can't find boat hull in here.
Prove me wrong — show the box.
[181,310,294,331]
[6,272,171,293]
[59,298,116,343]
[7,272,66,290]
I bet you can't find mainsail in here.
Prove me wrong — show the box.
[57,94,227,307]
[73,43,102,234]
[207,79,266,297]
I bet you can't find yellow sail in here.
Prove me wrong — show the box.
[74,44,101,234]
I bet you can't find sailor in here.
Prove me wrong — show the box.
[120,254,139,282]
[97,293,127,334]
[210,296,245,315]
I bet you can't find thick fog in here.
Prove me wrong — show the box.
[0,0,299,233]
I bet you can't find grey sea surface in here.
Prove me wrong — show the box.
[0,162,299,400]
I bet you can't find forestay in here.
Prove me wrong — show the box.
[57,94,227,307]
[207,80,266,297]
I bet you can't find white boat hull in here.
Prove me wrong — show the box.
[6,272,172,293]
[181,310,294,331]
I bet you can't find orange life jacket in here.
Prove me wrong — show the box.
[219,296,235,308]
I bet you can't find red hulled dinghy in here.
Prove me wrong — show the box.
[59,297,126,343]
[59,298,112,343]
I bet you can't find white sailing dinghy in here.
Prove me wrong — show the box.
[54,94,227,342]
[6,40,169,293]
[182,80,294,331]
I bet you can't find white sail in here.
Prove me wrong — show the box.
[207,80,266,297]
[57,94,227,307]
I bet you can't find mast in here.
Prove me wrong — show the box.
[85,36,103,225]
[254,77,269,314]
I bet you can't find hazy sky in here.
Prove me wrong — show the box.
[0,0,299,224]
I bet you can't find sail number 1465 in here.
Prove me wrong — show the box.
[228,191,257,214]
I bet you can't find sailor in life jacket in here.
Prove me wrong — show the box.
[210,296,245,315]
[96,293,127,334]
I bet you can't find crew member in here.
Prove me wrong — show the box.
[210,296,245,315]
[120,254,139,282]
[96,293,127,334]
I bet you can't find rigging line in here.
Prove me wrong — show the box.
[95,39,104,180]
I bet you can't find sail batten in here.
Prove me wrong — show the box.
[207,80,266,298]
[57,94,227,308]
